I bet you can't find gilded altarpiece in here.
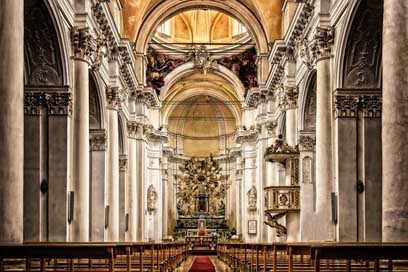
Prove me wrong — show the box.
[175,156,230,237]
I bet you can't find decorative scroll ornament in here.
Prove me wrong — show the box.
[91,35,108,71]
[265,186,300,212]
[185,45,218,75]
[296,38,317,69]
[247,185,257,212]
[147,185,157,215]
[175,156,229,217]
[264,211,287,237]
[264,134,299,164]
[106,86,121,110]
[24,0,62,85]
[277,85,298,111]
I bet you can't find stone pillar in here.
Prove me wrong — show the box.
[105,87,121,241]
[298,134,316,241]
[236,128,258,243]
[126,122,138,241]
[70,27,94,242]
[235,156,243,235]
[90,130,107,242]
[135,113,146,241]
[334,95,358,241]
[0,0,24,243]
[382,0,408,242]
[314,27,334,241]
[119,155,128,241]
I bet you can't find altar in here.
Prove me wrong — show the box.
[174,156,230,239]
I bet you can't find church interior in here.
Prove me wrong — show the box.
[1,0,408,271]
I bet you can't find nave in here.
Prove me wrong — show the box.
[1,0,408,271]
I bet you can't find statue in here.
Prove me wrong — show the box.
[247,185,257,211]
[147,185,157,215]
[177,199,185,216]
[218,200,226,216]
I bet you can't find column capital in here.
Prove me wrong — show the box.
[277,85,298,111]
[90,130,107,151]
[235,127,259,144]
[296,26,334,69]
[44,92,73,116]
[24,91,73,116]
[312,26,334,61]
[334,95,359,118]
[360,95,382,118]
[71,27,95,63]
[127,121,140,138]
[106,86,121,110]
[299,135,316,151]
[119,155,128,172]
[24,92,44,115]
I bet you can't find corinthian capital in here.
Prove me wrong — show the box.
[312,27,334,60]
[277,85,298,111]
[106,86,121,110]
[71,27,96,63]
[127,121,139,139]
[296,27,334,69]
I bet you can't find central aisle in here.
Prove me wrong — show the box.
[188,256,216,272]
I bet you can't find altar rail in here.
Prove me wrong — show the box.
[217,242,408,272]
[0,242,188,272]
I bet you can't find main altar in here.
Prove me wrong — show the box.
[174,155,230,239]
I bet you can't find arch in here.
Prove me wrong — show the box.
[334,0,382,89]
[160,62,246,102]
[210,12,227,42]
[162,88,242,127]
[134,0,269,55]
[24,0,69,86]
[89,72,105,130]
[299,70,317,131]
[118,112,128,155]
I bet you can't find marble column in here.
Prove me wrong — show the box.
[126,122,138,241]
[282,86,300,242]
[314,27,334,241]
[135,137,146,241]
[105,87,121,241]
[0,0,24,243]
[70,27,94,242]
[90,130,107,242]
[382,1,408,242]
[119,155,128,241]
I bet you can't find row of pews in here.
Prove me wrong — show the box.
[0,242,188,272]
[217,242,408,272]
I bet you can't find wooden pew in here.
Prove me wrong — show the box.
[0,242,188,272]
[0,243,117,272]
[311,243,408,272]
